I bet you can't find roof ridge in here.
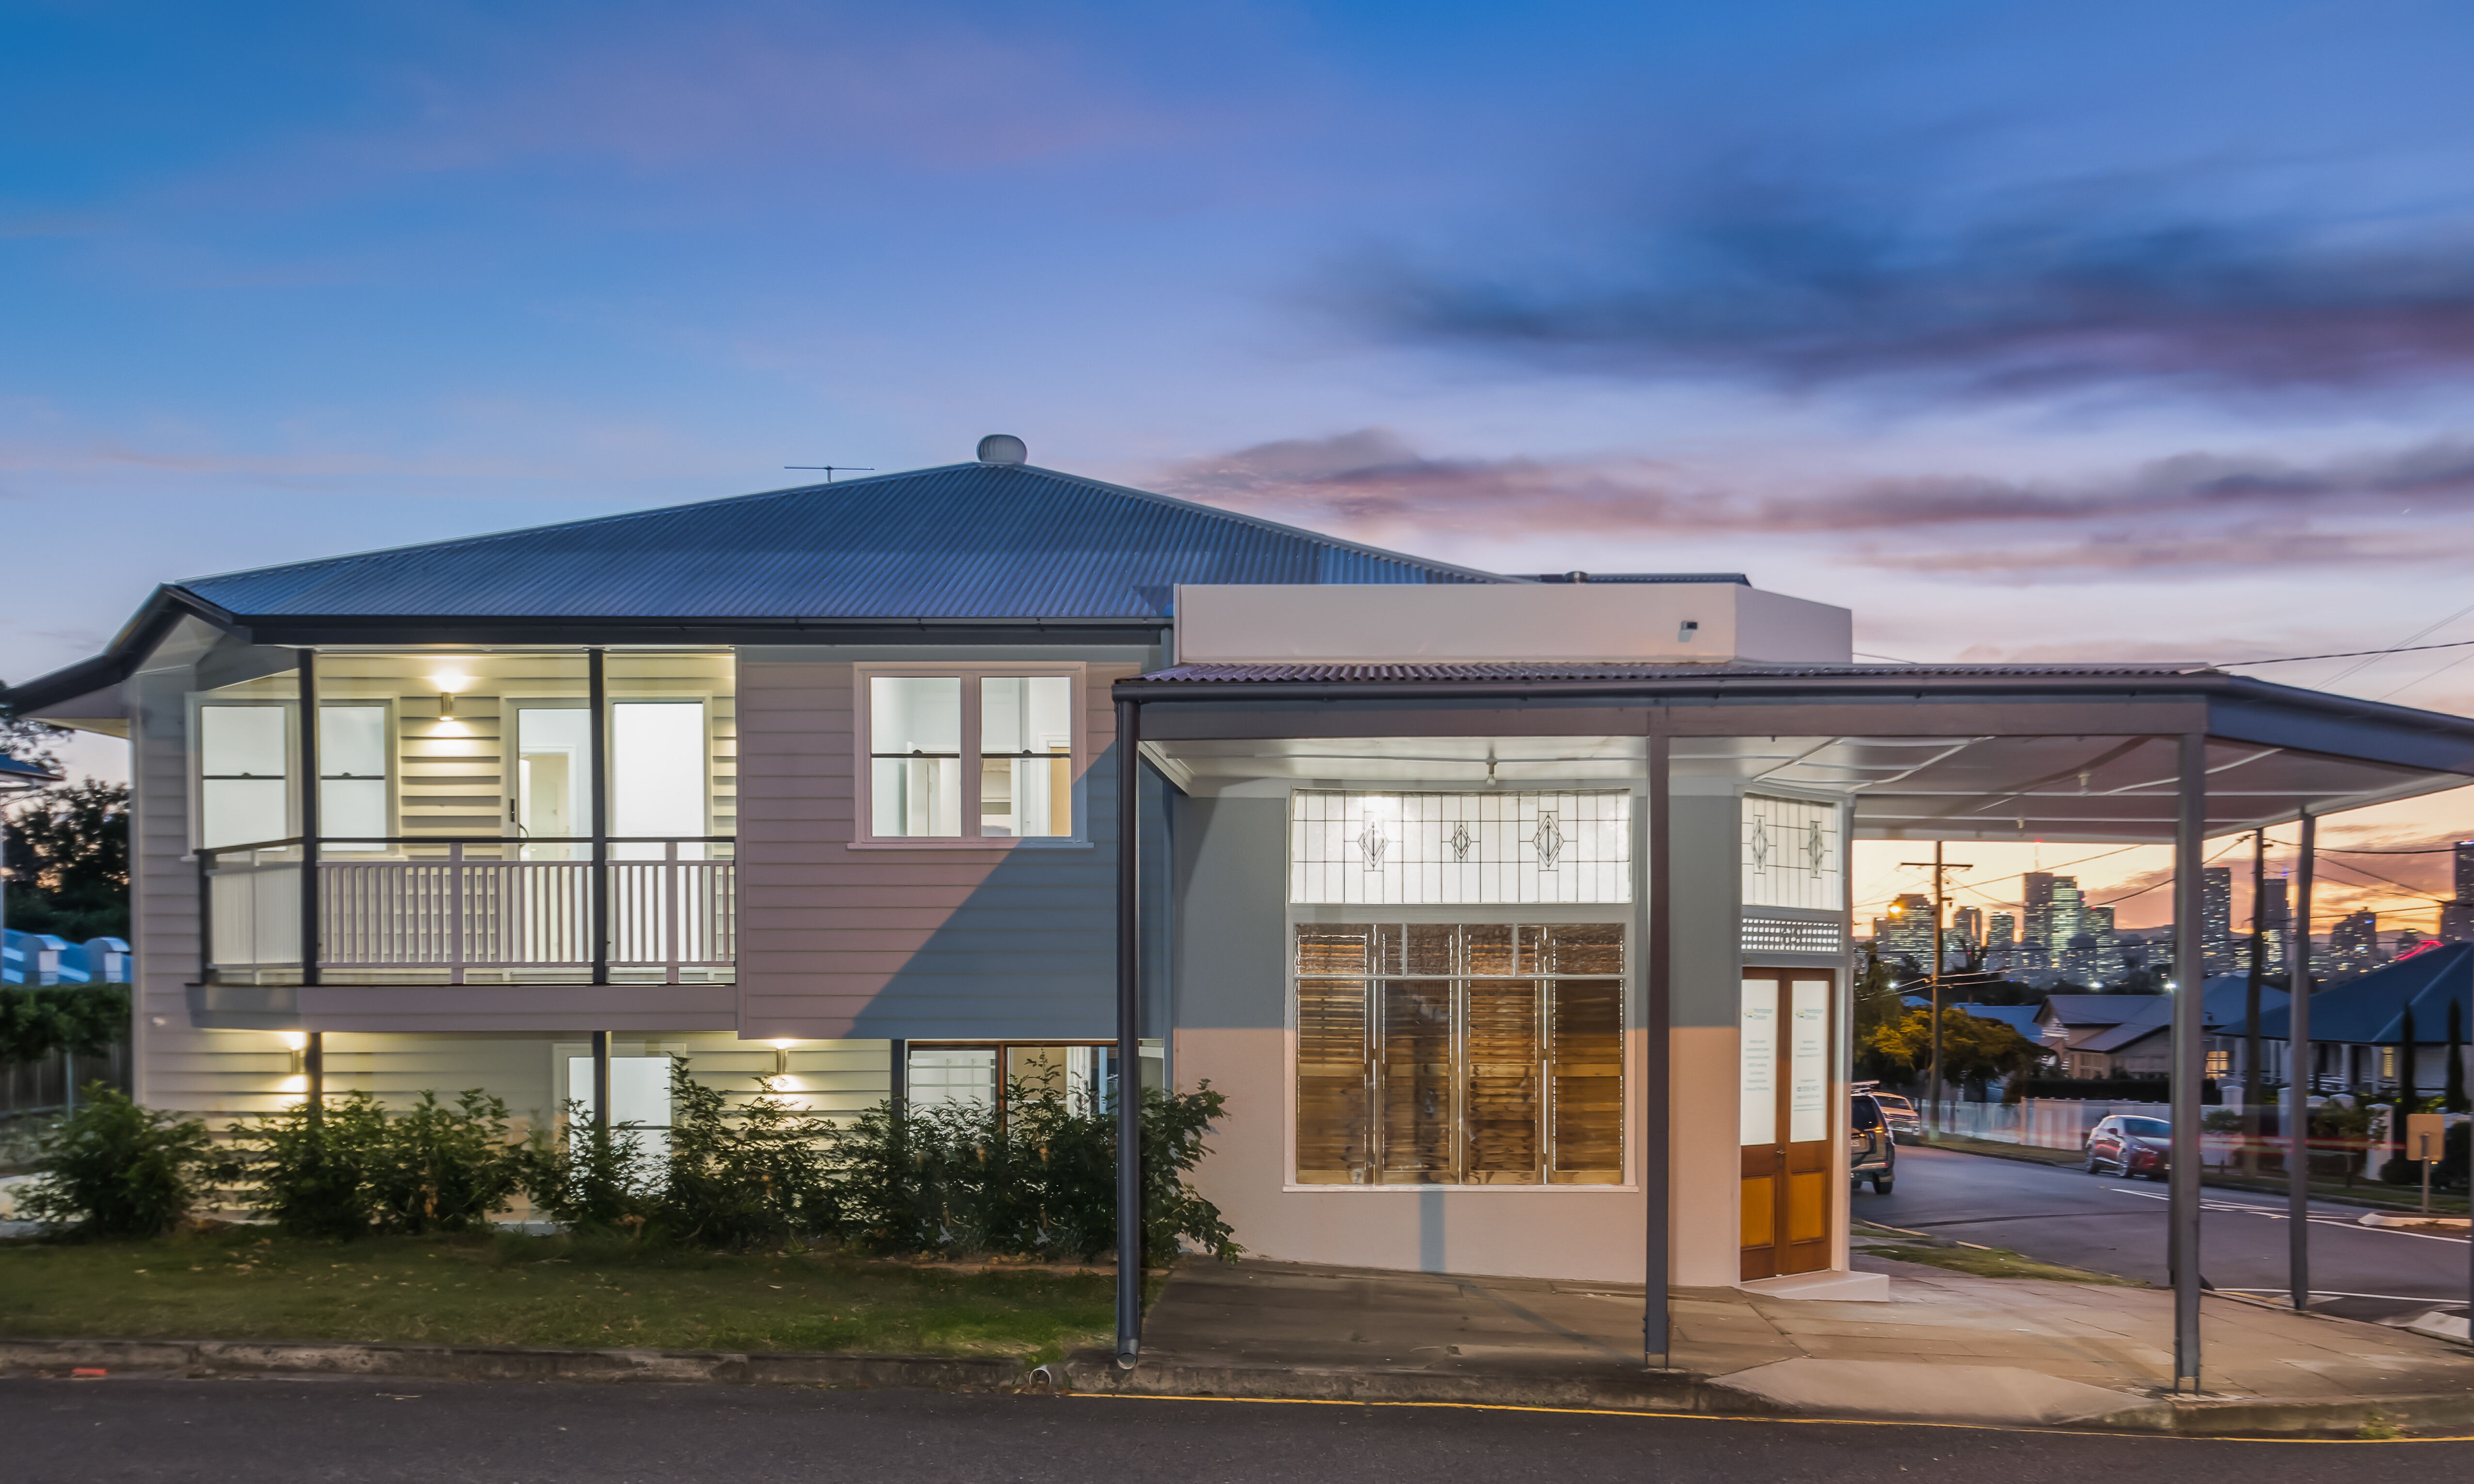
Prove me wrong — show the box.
[173,460,1507,591]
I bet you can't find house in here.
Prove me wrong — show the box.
[2035,984,2287,1079]
[2232,942,2474,1095]
[9,435,2474,1329]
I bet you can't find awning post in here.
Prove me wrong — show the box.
[1114,697,1144,1369]
[2170,732,2206,1391]
[2289,810,2314,1313]
[1643,726,1671,1368]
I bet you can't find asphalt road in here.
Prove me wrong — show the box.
[1862,1145,2474,1322]
[8,1377,2474,1484]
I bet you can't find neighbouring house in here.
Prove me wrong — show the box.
[9,435,2474,1304]
[2035,983,2287,1079]
[2229,942,2474,1097]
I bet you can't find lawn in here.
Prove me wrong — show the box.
[0,1230,1122,1363]
[1850,1223,2138,1286]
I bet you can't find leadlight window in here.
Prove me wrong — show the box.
[1290,791,1630,905]
[1294,922,1623,1186]
[1741,795,1842,911]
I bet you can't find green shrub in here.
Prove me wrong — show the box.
[223,1093,386,1238]
[824,1078,1238,1265]
[0,983,129,1068]
[224,1088,526,1238]
[520,1101,659,1233]
[366,1090,523,1232]
[19,1086,213,1238]
[657,1058,836,1249]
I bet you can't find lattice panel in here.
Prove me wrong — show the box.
[1742,914,1846,957]
[1290,791,1631,905]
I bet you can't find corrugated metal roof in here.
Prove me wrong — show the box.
[175,462,1505,621]
[2235,943,2472,1042]
[1127,661,2213,684]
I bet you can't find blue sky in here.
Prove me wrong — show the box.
[8,0,2474,919]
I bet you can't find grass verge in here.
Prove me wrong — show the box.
[0,1229,1127,1364]
[1850,1225,2140,1287]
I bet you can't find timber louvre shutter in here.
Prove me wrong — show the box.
[1293,923,1623,1186]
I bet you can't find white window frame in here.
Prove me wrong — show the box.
[850,662,1089,849]
[187,696,298,853]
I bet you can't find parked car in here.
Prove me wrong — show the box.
[1851,1093,1897,1194]
[2085,1115,2172,1178]
[1865,1090,1924,1145]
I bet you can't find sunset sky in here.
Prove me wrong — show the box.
[7,1,2474,933]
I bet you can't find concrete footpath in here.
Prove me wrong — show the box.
[1063,1254,2474,1436]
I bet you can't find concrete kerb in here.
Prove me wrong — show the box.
[0,1336,1026,1391]
[6,1334,2472,1437]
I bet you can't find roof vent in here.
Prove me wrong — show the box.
[977,433,1028,465]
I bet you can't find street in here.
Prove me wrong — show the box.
[1865,1146,2474,1323]
[5,1376,2471,1484]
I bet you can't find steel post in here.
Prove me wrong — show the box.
[2289,811,2313,1313]
[1114,697,1144,1368]
[1643,727,1671,1367]
[2170,732,2207,1390]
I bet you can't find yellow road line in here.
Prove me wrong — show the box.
[1062,1389,2474,1443]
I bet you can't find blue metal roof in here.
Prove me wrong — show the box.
[2235,942,2473,1044]
[175,462,1505,622]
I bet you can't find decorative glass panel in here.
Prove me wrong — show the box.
[1739,978,1778,1147]
[1742,795,1842,911]
[1789,979,1830,1143]
[1290,791,1630,905]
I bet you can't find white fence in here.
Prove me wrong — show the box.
[1927,1098,2177,1151]
[208,843,735,983]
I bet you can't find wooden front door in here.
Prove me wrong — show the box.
[1739,970,1834,1280]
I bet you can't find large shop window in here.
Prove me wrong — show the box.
[862,670,1078,842]
[1294,922,1624,1186]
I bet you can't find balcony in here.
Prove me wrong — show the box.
[202,837,736,985]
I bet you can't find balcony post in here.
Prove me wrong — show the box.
[297,650,321,987]
[589,648,609,984]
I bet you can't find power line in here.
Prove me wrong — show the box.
[2216,636,2474,668]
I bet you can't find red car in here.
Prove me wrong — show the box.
[2084,1115,2171,1178]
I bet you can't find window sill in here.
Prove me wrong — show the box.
[845,838,1095,852]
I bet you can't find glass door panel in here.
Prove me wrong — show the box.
[611,701,707,859]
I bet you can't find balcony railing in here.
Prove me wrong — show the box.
[201,837,736,985]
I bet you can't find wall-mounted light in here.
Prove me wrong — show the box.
[771,1039,797,1076]
[282,1030,307,1074]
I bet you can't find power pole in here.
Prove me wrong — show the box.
[1900,842,1974,1139]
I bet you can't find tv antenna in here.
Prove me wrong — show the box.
[785,465,875,482]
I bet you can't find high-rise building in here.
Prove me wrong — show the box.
[2458,841,2474,903]
[2202,865,2236,974]
[2256,878,2290,972]
[2325,910,2379,978]
[2442,900,2474,945]
[1953,906,1984,947]
[2049,879,2085,959]
[1879,893,1935,967]
[2023,873,2057,959]
[1987,911,2016,949]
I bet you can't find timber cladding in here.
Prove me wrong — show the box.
[734,656,1141,1043]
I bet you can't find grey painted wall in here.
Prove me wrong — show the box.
[1668,789,1744,1028]
[1169,796,1289,1032]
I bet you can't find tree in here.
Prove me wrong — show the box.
[1,709,67,776]
[1860,1004,2045,1093]
[2,779,130,941]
